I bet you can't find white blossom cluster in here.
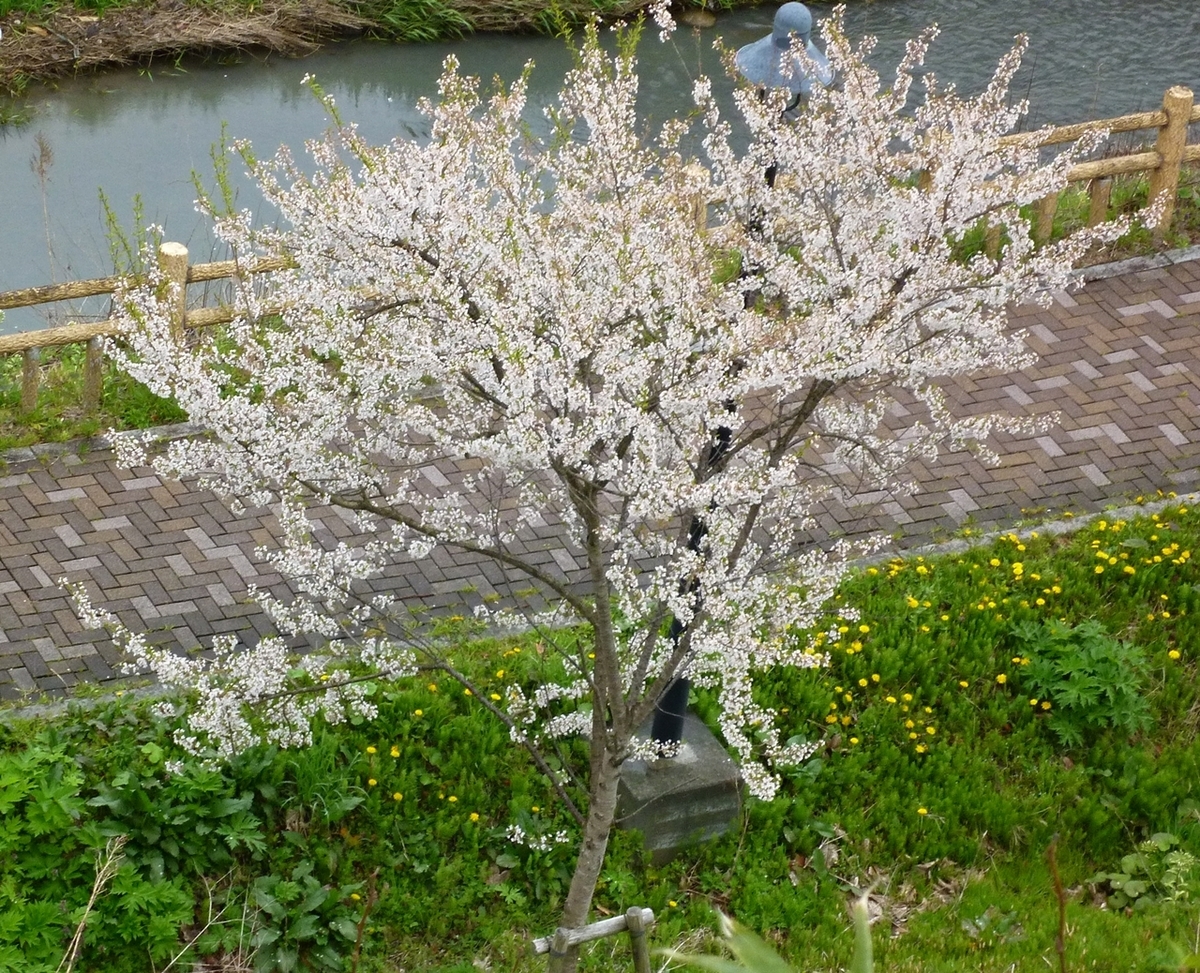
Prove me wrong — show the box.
[65,580,412,763]
[94,9,1140,804]
[505,824,573,853]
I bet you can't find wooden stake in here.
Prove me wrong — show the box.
[1148,85,1194,234]
[21,347,40,414]
[83,335,104,415]
[157,242,190,342]
[1034,194,1058,246]
[985,223,1002,260]
[1086,177,1113,226]
[625,907,652,973]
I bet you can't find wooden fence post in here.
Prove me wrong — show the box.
[985,222,1002,260]
[1148,85,1194,233]
[83,335,104,415]
[1087,177,1113,226]
[21,347,40,414]
[157,242,189,342]
[1034,194,1058,246]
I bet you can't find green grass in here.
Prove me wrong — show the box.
[2,500,1200,971]
[0,342,188,452]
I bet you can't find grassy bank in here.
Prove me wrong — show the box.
[0,0,726,102]
[3,499,1200,971]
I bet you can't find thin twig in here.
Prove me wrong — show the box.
[57,835,128,973]
[1046,836,1068,973]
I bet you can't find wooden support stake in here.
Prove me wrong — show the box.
[157,242,190,342]
[1148,85,1194,234]
[625,907,652,973]
[547,927,573,973]
[1087,177,1113,226]
[21,347,41,414]
[1034,194,1058,246]
[83,335,104,415]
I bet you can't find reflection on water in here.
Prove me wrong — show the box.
[2,0,1198,333]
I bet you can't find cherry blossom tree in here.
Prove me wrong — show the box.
[75,4,1134,959]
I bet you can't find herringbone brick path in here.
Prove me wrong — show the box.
[2,254,1198,698]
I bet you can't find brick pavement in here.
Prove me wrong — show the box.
[2,254,1198,699]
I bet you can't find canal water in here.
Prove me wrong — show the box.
[2,0,1198,333]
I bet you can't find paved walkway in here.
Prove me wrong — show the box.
[2,253,1199,699]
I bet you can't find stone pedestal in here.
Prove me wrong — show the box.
[617,713,743,863]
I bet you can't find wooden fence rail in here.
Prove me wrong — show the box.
[0,85,1197,418]
[0,247,289,414]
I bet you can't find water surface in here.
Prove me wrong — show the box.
[2,0,1198,333]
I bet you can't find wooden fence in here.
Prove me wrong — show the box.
[0,85,1197,418]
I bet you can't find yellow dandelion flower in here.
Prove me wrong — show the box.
[917,807,928,816]
[366,746,377,754]
[368,778,377,787]
[996,674,1007,685]
[414,709,423,717]
[390,746,400,758]
[926,726,936,735]
[859,624,871,634]
[886,696,897,704]
[990,558,1001,567]
[470,812,480,822]
[858,678,868,688]
[902,693,913,702]
[532,806,540,813]
[428,683,438,692]
[916,744,927,753]
[393,792,403,801]
[1036,598,1046,606]
[490,693,502,700]
[941,614,950,621]
[909,732,918,740]
[1041,701,1052,710]
[959,680,969,688]
[1169,650,1181,660]
[448,795,458,803]
[1163,611,1171,619]
[871,674,880,682]
[849,737,860,745]
[905,720,915,729]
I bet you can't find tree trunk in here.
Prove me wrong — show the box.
[549,741,622,973]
